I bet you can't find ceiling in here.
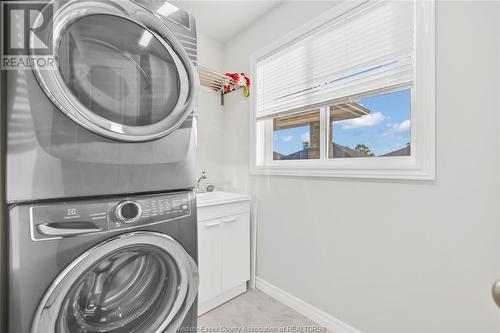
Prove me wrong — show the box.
[170,1,282,43]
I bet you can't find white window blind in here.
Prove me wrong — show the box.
[255,0,414,119]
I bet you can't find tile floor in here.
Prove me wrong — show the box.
[199,290,327,331]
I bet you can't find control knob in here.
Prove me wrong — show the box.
[115,200,142,224]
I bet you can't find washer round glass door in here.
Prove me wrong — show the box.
[31,0,198,142]
[31,232,199,333]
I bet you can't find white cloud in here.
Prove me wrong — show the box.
[301,132,310,143]
[383,120,411,136]
[338,112,385,129]
[282,135,294,142]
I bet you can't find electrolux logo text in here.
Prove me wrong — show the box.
[1,1,54,70]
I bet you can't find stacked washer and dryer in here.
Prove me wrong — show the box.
[5,1,200,332]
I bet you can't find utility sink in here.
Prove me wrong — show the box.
[196,191,251,208]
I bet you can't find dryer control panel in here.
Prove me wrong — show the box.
[30,192,192,241]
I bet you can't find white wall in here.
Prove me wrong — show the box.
[221,1,500,332]
[196,34,225,189]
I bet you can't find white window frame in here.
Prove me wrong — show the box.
[249,0,435,180]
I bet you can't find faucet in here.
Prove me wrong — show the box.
[196,172,207,192]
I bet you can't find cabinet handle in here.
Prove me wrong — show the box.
[205,221,222,228]
[224,217,238,223]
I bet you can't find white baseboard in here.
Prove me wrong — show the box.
[256,278,362,333]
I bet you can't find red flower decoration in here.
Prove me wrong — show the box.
[224,72,251,93]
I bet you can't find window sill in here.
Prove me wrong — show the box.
[250,161,435,181]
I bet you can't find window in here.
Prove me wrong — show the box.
[251,0,435,180]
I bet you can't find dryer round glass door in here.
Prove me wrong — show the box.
[31,232,199,333]
[31,0,198,142]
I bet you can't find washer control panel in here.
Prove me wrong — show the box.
[108,193,191,230]
[30,192,192,240]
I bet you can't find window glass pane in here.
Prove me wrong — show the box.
[273,110,320,160]
[329,89,411,158]
[58,14,180,126]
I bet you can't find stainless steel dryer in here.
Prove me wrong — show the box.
[6,0,199,202]
[8,190,198,333]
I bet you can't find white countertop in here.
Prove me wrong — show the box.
[196,191,251,208]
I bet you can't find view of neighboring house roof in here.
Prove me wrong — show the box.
[381,145,411,157]
[275,143,369,160]
[273,152,284,160]
[275,143,411,160]
[279,148,311,160]
[331,143,368,158]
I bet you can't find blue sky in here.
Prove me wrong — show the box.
[273,89,411,157]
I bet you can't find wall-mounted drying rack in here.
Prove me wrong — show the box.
[198,66,250,105]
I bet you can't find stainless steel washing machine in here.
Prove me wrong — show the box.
[6,0,200,202]
[8,190,198,333]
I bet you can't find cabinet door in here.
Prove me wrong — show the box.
[197,219,223,304]
[222,213,250,291]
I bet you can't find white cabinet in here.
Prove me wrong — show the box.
[198,219,223,304]
[197,192,251,315]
